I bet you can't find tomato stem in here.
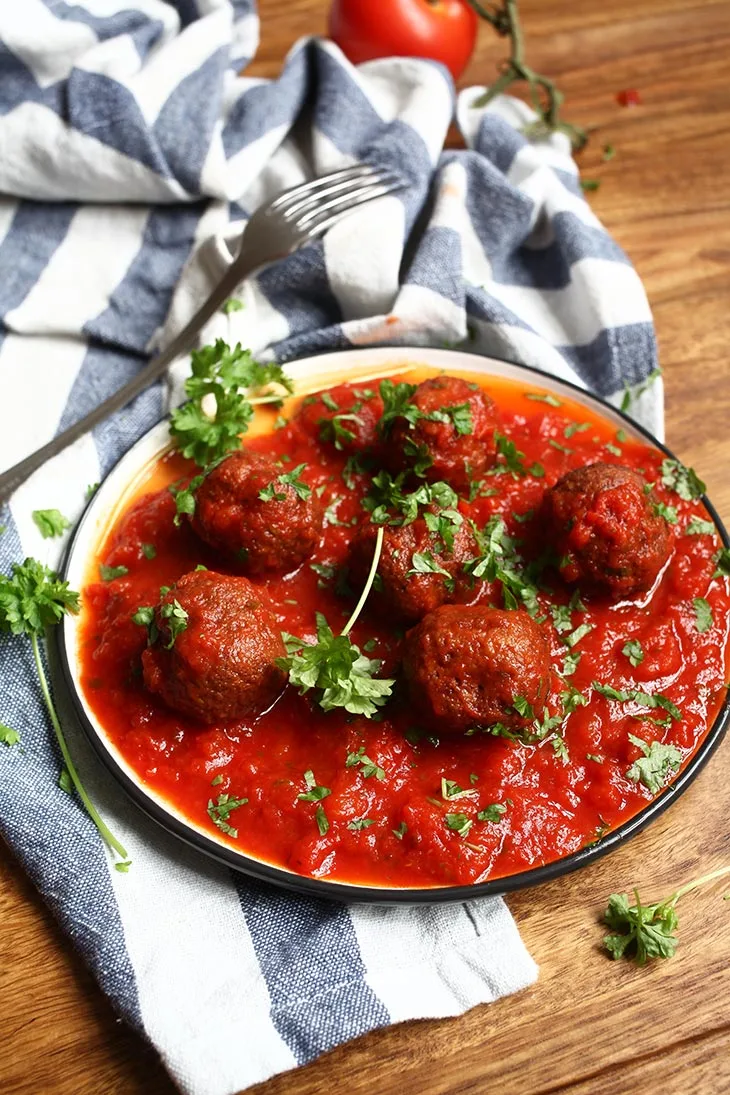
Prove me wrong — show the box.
[464,0,588,151]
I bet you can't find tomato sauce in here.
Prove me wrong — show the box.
[77,368,730,888]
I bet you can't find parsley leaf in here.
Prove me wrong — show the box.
[141,543,157,560]
[685,518,715,536]
[222,298,244,314]
[626,733,682,793]
[620,367,662,413]
[524,392,562,407]
[346,747,385,780]
[32,509,71,539]
[348,817,376,831]
[693,597,713,633]
[207,793,248,837]
[298,769,332,801]
[170,339,292,467]
[660,458,706,501]
[99,564,128,582]
[392,821,408,840]
[477,803,508,823]
[315,804,329,835]
[622,639,644,667]
[159,597,189,648]
[441,777,478,802]
[653,501,679,525]
[445,812,473,839]
[714,547,730,578]
[593,681,681,722]
[407,551,455,592]
[464,515,541,616]
[0,723,20,747]
[603,865,730,965]
[259,462,311,502]
[377,379,419,436]
[319,413,364,450]
[0,559,128,866]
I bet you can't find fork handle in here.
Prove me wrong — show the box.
[0,254,258,508]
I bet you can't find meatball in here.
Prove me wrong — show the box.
[141,570,286,722]
[384,377,498,491]
[543,463,672,598]
[296,383,384,452]
[402,606,550,735]
[191,449,322,574]
[349,516,480,623]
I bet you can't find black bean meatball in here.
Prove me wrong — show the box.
[402,606,550,735]
[349,515,480,623]
[190,449,322,574]
[141,570,286,722]
[384,376,498,491]
[543,463,672,598]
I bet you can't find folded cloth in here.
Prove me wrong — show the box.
[0,3,661,1093]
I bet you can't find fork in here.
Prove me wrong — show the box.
[0,165,404,505]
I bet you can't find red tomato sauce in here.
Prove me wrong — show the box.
[77,368,730,888]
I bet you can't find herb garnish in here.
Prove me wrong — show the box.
[626,733,682,793]
[32,509,71,539]
[592,682,681,723]
[348,818,376,831]
[441,777,478,802]
[222,298,244,315]
[0,559,128,867]
[714,548,730,578]
[319,413,364,450]
[620,367,662,413]
[169,339,292,467]
[685,518,715,536]
[652,501,678,525]
[207,793,248,837]
[0,723,20,746]
[362,472,458,528]
[524,392,561,407]
[477,803,508,823]
[660,458,706,501]
[693,597,713,633]
[297,769,332,802]
[622,639,644,667]
[141,543,157,560]
[346,747,385,780]
[603,865,730,965]
[132,590,189,649]
[258,462,312,503]
[99,564,128,582]
[445,813,473,839]
[464,515,541,615]
[278,528,394,717]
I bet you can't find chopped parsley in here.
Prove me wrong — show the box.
[99,564,128,582]
[477,803,508,823]
[605,442,622,457]
[564,622,592,648]
[685,517,715,536]
[441,777,478,802]
[524,392,562,407]
[221,297,244,314]
[132,590,188,649]
[319,413,364,450]
[620,367,662,413]
[714,548,730,578]
[58,768,73,794]
[348,817,376,831]
[445,812,473,839]
[626,733,682,793]
[32,509,71,539]
[297,769,332,802]
[593,682,681,722]
[562,650,581,677]
[622,639,644,667]
[321,391,339,411]
[652,502,678,525]
[660,458,706,501]
[141,543,157,560]
[392,821,408,840]
[0,723,20,747]
[346,747,385,780]
[693,597,713,633]
[407,551,455,592]
[259,462,311,502]
[362,471,457,527]
[207,793,248,837]
[548,439,572,454]
[463,516,541,616]
[564,422,590,439]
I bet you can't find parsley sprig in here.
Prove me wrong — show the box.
[278,527,395,717]
[170,340,292,467]
[362,471,458,527]
[603,865,730,965]
[0,559,129,867]
[464,515,541,615]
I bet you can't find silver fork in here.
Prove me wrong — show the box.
[0,165,404,505]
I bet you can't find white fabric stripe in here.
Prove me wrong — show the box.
[0,104,192,203]
[325,195,404,321]
[72,32,144,82]
[351,899,538,1022]
[0,199,18,252]
[488,259,653,347]
[9,434,99,568]
[6,205,150,337]
[105,837,296,1095]
[0,0,98,86]
[0,333,88,473]
[229,11,259,63]
[224,122,292,201]
[129,6,231,126]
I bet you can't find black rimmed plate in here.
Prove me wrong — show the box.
[57,346,730,904]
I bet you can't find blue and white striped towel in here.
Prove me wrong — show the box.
[0,3,661,1093]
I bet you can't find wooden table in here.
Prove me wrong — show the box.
[2,1,730,1092]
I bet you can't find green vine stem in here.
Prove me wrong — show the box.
[464,0,588,151]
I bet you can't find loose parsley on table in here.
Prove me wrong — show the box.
[603,865,730,965]
[0,558,129,867]
[32,509,71,539]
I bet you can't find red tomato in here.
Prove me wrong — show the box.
[328,0,478,82]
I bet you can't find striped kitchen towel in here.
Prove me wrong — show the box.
[0,3,660,1094]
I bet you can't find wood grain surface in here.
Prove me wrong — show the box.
[2,1,730,1093]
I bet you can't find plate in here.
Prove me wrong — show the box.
[58,346,730,904]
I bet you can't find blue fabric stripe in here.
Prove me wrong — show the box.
[153,49,228,196]
[0,518,144,1033]
[558,322,658,395]
[0,202,77,329]
[0,43,64,118]
[256,243,342,340]
[235,877,389,1063]
[222,46,308,160]
[41,2,166,60]
[83,204,203,354]
[405,224,463,305]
